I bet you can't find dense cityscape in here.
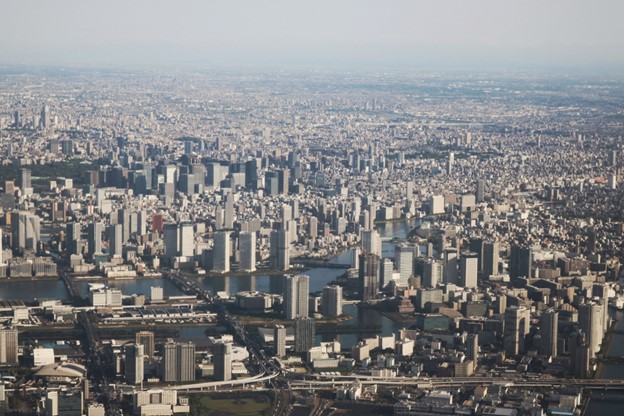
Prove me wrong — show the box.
[0,66,620,416]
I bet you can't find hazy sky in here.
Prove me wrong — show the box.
[1,0,623,70]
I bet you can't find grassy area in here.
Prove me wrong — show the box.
[0,159,101,192]
[190,394,272,416]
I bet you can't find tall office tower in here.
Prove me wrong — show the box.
[469,239,484,271]
[380,258,394,290]
[367,202,377,230]
[443,249,459,285]
[11,211,41,251]
[239,232,256,272]
[460,253,479,289]
[423,259,443,288]
[125,344,144,384]
[569,331,590,378]
[395,244,414,286]
[163,224,179,261]
[447,152,455,174]
[223,195,234,229]
[592,283,611,332]
[277,169,290,194]
[213,342,232,381]
[540,309,558,357]
[270,230,290,271]
[405,180,414,200]
[578,302,604,357]
[162,342,178,382]
[177,342,196,382]
[482,241,500,278]
[41,104,50,128]
[213,231,231,273]
[290,199,299,220]
[503,306,530,356]
[273,325,286,357]
[135,331,155,359]
[117,209,130,243]
[430,195,445,215]
[108,224,123,258]
[245,159,258,189]
[294,317,315,353]
[280,204,292,224]
[308,216,318,238]
[137,211,147,236]
[359,253,380,302]
[65,222,81,256]
[476,180,486,203]
[321,285,343,318]
[87,222,103,257]
[466,333,479,367]
[0,328,18,364]
[284,275,310,320]
[608,150,618,167]
[162,341,196,382]
[179,222,194,257]
[184,140,193,155]
[19,168,31,190]
[361,230,381,256]
[510,244,532,279]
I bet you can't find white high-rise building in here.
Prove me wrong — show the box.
[431,195,444,215]
[460,254,479,288]
[213,231,231,273]
[239,232,256,272]
[179,222,194,257]
[274,325,286,357]
[395,244,414,286]
[284,275,310,320]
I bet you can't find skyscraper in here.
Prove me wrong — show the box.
[108,224,123,258]
[578,302,604,358]
[476,179,486,203]
[273,325,286,357]
[65,222,81,256]
[163,223,179,261]
[19,168,31,190]
[510,244,532,279]
[125,344,144,385]
[270,230,290,271]
[395,244,414,286]
[359,253,380,302]
[213,231,231,273]
[482,241,499,279]
[503,306,530,356]
[178,222,194,257]
[213,342,232,381]
[162,341,196,382]
[0,327,18,364]
[460,253,478,289]
[284,275,309,320]
[11,211,40,251]
[443,249,459,285]
[239,231,256,272]
[422,259,443,288]
[321,285,343,318]
[569,331,590,378]
[540,309,558,357]
[87,222,103,258]
[294,317,315,353]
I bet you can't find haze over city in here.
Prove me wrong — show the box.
[1,0,623,70]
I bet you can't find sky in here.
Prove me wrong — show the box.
[1,0,623,71]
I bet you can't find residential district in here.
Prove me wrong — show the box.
[0,68,622,415]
